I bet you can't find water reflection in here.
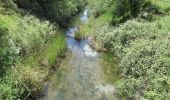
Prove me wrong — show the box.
[38,9,118,100]
[66,27,97,58]
[66,10,97,58]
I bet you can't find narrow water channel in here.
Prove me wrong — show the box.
[38,9,120,100]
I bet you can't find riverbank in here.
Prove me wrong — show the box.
[73,0,170,99]
[66,9,114,52]
[93,1,170,99]
[0,3,67,99]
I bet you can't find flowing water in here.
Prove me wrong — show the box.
[38,9,121,100]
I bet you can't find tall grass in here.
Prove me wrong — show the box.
[0,4,66,99]
[72,8,114,39]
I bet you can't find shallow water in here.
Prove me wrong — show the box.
[38,9,120,100]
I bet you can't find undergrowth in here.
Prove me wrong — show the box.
[0,2,66,99]
[96,14,170,99]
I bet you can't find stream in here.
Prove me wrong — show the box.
[38,9,120,100]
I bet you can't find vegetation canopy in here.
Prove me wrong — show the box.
[0,0,170,99]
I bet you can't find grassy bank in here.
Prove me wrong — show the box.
[22,33,66,68]
[79,0,170,99]
[0,3,66,99]
[71,10,113,40]
[68,0,114,39]
[0,33,66,99]
[94,0,170,99]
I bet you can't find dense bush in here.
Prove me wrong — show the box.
[46,0,83,26]
[11,0,87,26]
[88,0,114,17]
[114,0,146,18]
[0,3,66,99]
[0,64,47,99]
[112,0,167,25]
[111,0,164,25]
[0,14,57,54]
[0,14,57,75]
[0,18,18,76]
[0,0,18,11]
[96,17,170,99]
[117,39,170,100]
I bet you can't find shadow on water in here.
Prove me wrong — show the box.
[38,8,124,100]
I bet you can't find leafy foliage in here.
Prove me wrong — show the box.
[0,2,66,99]
[88,0,114,17]
[96,16,170,99]
[115,0,146,17]
[0,14,57,74]
[111,0,163,25]
[0,65,47,100]
[13,0,87,26]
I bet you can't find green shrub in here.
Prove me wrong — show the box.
[0,1,67,99]
[0,14,57,55]
[0,19,18,76]
[46,0,78,26]
[112,0,163,25]
[139,1,165,21]
[0,64,47,100]
[0,0,19,14]
[96,17,170,99]
[88,0,114,17]
[117,38,170,100]
[11,0,87,26]
[0,13,58,74]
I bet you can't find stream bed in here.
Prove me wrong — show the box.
[38,9,121,100]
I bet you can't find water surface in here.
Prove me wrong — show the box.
[39,9,120,100]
